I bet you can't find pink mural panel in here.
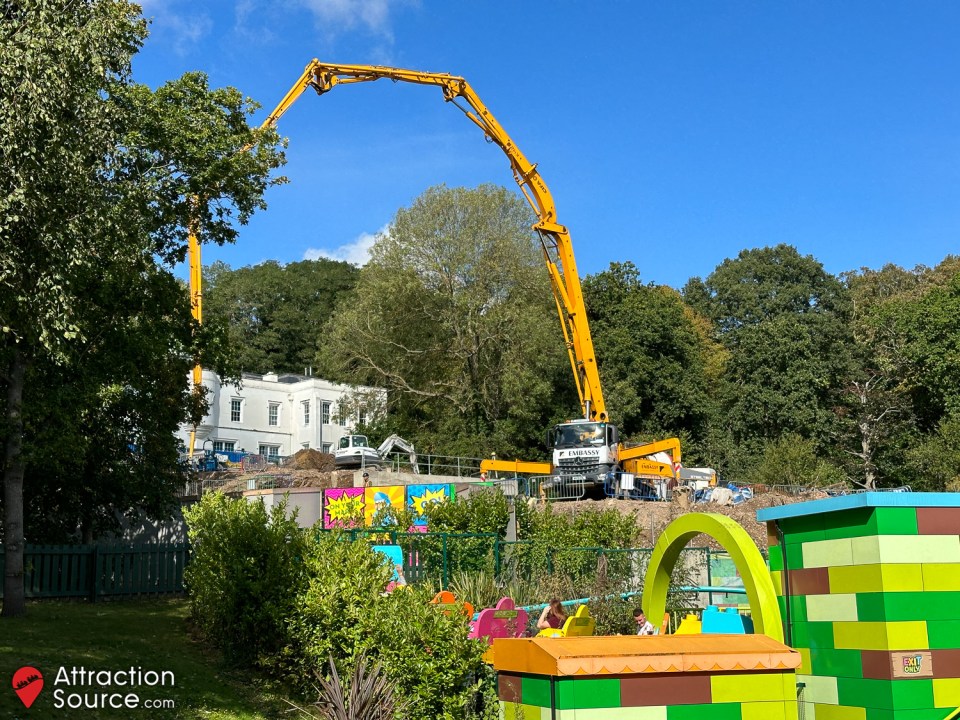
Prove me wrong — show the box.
[322,487,365,529]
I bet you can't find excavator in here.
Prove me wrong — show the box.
[187,60,683,491]
[334,433,420,473]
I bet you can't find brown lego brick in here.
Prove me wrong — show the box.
[768,521,781,547]
[498,672,522,704]
[861,650,894,680]
[917,507,960,536]
[862,650,960,680]
[785,567,831,595]
[620,671,713,707]
[931,649,960,678]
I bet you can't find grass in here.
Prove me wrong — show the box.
[0,598,291,720]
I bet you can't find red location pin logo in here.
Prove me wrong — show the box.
[12,666,43,708]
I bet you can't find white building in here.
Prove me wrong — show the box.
[179,369,385,459]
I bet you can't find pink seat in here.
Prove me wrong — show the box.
[469,597,528,644]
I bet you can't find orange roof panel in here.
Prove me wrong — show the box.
[492,634,801,676]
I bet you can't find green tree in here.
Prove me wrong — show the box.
[744,433,845,488]
[905,414,960,492]
[888,273,960,425]
[0,1,284,615]
[582,261,717,460]
[203,258,359,374]
[318,184,572,459]
[683,245,852,477]
[684,243,849,333]
[835,264,924,488]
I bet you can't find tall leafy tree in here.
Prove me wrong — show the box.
[582,261,718,462]
[318,184,572,459]
[203,258,359,374]
[0,1,284,615]
[683,245,852,476]
[836,264,924,488]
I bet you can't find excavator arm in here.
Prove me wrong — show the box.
[376,434,420,474]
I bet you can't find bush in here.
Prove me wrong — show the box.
[285,532,490,719]
[183,492,309,666]
[283,533,394,683]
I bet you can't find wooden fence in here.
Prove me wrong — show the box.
[0,544,188,600]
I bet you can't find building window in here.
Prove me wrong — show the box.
[268,402,280,427]
[358,409,367,426]
[321,442,332,453]
[230,399,242,422]
[259,444,280,460]
[213,441,235,452]
[302,400,310,426]
[338,404,347,427]
[321,401,331,425]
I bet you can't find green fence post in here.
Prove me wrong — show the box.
[547,547,554,575]
[89,545,99,603]
[706,547,713,607]
[442,533,448,590]
[494,538,501,578]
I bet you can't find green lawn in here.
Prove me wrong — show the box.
[0,598,293,720]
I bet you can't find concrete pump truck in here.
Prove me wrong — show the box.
[187,61,686,492]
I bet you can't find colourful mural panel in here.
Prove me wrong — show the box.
[322,487,365,529]
[372,544,403,580]
[365,485,405,526]
[406,483,453,526]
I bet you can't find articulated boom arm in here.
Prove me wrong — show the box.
[278,60,607,422]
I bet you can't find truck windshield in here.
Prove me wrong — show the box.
[553,423,605,448]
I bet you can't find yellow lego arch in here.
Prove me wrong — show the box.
[640,512,784,643]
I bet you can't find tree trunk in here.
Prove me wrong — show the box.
[861,436,877,490]
[2,347,27,617]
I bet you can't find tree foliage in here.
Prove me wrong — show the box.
[683,245,853,476]
[317,184,572,459]
[203,258,359,374]
[583,261,717,457]
[0,0,284,614]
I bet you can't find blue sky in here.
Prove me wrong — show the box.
[134,1,960,289]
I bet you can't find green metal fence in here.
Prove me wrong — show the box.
[0,544,189,600]
[1,536,755,603]
[323,529,753,599]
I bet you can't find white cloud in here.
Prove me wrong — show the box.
[295,0,411,36]
[139,0,212,54]
[303,226,386,266]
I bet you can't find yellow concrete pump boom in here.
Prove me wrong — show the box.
[310,61,606,422]
[187,60,682,481]
[187,60,606,453]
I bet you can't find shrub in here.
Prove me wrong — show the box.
[284,533,393,682]
[285,533,490,719]
[183,492,309,666]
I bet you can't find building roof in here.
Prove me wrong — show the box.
[491,634,800,676]
[757,492,960,522]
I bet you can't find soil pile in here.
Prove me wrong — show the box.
[284,448,336,471]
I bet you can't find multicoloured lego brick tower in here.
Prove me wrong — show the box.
[493,635,801,719]
[758,493,960,720]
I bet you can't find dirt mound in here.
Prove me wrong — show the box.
[284,449,336,471]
